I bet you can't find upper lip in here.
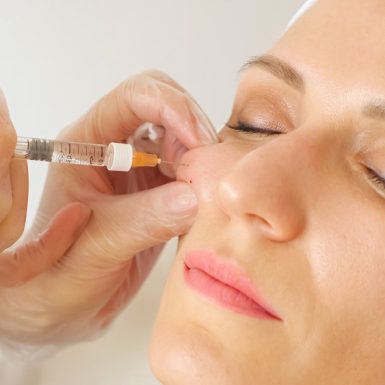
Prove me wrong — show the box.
[184,249,281,320]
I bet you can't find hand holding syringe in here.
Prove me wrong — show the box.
[14,137,185,171]
[0,70,218,356]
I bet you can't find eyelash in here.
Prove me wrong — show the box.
[228,121,385,194]
[226,122,283,136]
[364,167,385,193]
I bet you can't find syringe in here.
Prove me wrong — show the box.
[13,137,181,171]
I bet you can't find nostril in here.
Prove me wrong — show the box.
[246,213,270,226]
[245,213,276,237]
[218,173,305,241]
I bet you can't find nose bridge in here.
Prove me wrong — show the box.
[257,131,322,181]
[221,131,318,199]
[218,131,327,241]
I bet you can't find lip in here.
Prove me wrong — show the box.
[184,249,281,321]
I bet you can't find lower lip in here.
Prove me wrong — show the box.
[184,264,278,320]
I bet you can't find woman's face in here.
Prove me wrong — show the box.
[149,1,385,384]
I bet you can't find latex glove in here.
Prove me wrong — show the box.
[0,71,217,359]
[0,90,91,287]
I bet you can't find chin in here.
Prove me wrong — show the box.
[149,318,233,385]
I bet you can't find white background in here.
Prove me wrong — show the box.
[0,1,304,384]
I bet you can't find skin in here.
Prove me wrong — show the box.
[149,0,385,384]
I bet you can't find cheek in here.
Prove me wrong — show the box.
[176,143,244,203]
[309,186,385,313]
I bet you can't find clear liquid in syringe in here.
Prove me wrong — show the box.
[51,141,106,166]
[15,137,108,167]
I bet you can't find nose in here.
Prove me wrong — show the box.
[176,143,243,204]
[217,138,307,242]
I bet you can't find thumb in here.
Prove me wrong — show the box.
[0,88,11,122]
[0,89,17,224]
[0,202,92,287]
[0,88,15,150]
[73,181,198,268]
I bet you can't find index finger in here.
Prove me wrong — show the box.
[58,72,217,150]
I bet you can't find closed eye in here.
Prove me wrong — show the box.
[226,122,284,136]
[365,166,385,195]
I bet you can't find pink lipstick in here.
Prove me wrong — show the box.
[184,250,281,320]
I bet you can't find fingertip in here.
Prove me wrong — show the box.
[159,131,189,178]
[162,181,198,218]
[190,102,218,146]
[155,182,198,237]
[0,91,16,159]
[0,88,12,128]
[71,201,93,218]
[0,88,9,114]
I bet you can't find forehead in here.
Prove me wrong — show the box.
[268,0,385,95]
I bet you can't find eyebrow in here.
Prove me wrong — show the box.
[241,55,304,92]
[243,56,385,124]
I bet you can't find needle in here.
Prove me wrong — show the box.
[159,159,189,167]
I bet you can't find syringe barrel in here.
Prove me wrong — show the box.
[14,137,162,171]
[14,137,107,166]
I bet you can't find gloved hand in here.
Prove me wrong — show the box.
[0,71,217,359]
[0,90,91,288]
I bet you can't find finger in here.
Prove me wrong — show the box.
[143,69,214,134]
[141,69,189,93]
[0,202,92,287]
[0,89,17,224]
[0,159,28,251]
[70,181,198,273]
[60,72,217,149]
